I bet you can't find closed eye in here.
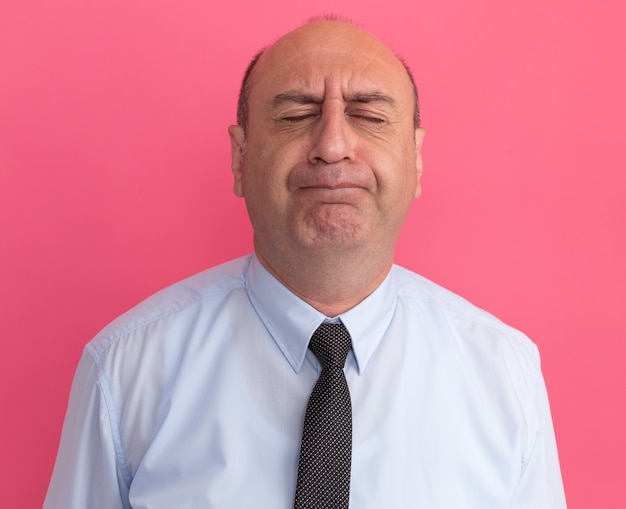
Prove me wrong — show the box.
[350,114,386,124]
[281,113,320,122]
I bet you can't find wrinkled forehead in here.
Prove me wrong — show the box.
[249,21,414,105]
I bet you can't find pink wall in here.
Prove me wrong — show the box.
[1,0,624,507]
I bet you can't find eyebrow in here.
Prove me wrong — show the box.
[272,91,395,108]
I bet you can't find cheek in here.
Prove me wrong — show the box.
[379,160,419,215]
[248,138,307,185]
[369,144,417,191]
[240,152,290,210]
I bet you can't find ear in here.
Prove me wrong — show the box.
[413,128,426,199]
[228,124,246,198]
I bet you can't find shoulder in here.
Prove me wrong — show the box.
[85,255,252,361]
[391,266,552,466]
[391,264,539,371]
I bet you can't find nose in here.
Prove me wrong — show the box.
[308,103,356,164]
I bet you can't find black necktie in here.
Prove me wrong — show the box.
[294,323,352,509]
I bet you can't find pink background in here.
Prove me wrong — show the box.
[1,0,624,507]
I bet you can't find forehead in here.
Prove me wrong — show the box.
[249,22,414,105]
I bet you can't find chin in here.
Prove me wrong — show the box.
[297,226,372,253]
[302,206,368,239]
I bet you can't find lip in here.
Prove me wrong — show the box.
[289,164,375,193]
[301,182,363,190]
[296,186,365,205]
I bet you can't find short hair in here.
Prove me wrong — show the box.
[236,49,265,132]
[235,21,421,131]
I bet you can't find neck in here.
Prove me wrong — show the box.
[255,245,393,317]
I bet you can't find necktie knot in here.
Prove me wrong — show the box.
[308,323,352,370]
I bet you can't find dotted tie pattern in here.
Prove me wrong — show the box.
[294,323,353,509]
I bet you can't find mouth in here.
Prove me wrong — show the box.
[289,163,375,194]
[301,182,362,190]
[297,186,365,204]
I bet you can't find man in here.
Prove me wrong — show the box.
[44,18,567,508]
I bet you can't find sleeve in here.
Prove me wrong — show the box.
[512,364,568,509]
[43,349,130,509]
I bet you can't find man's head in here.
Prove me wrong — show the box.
[228,19,425,291]
[236,24,421,132]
